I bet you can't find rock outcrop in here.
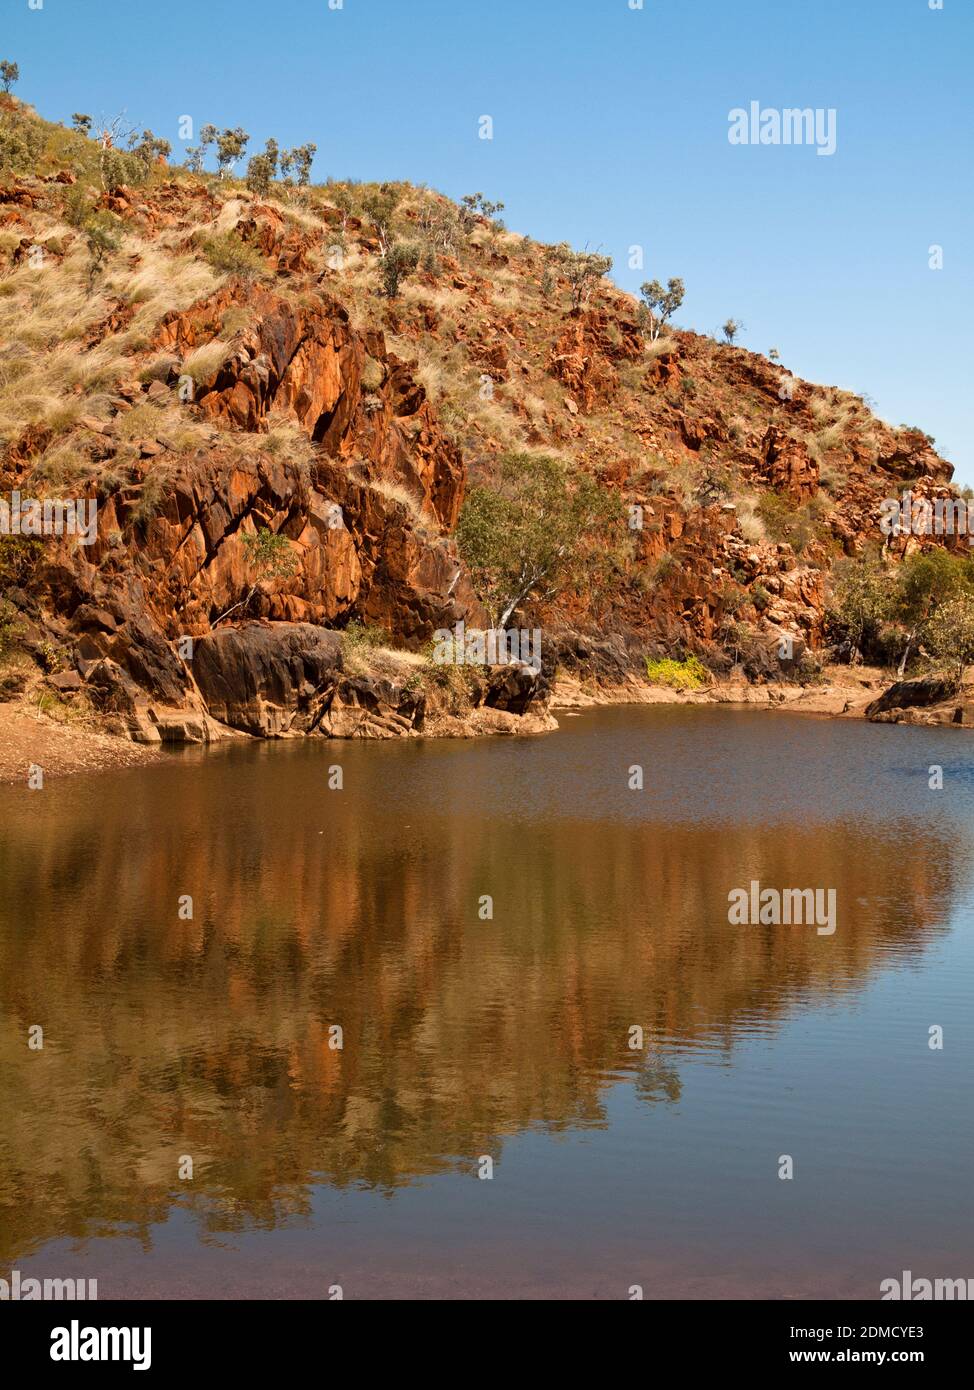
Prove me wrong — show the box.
[0,133,963,743]
[191,621,343,736]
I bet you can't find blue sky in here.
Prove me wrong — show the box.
[5,0,972,482]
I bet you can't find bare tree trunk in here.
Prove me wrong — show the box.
[897,626,918,678]
[211,586,256,630]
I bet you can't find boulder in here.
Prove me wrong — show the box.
[866,676,957,719]
[484,662,549,716]
[191,621,343,737]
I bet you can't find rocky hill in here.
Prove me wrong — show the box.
[0,94,962,745]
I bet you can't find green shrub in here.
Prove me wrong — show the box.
[361,356,385,392]
[0,536,43,585]
[201,231,264,278]
[0,110,44,175]
[380,240,420,298]
[457,451,629,626]
[339,620,388,671]
[756,491,826,554]
[100,146,149,193]
[644,654,709,690]
[84,210,120,286]
[340,620,385,649]
[653,551,677,582]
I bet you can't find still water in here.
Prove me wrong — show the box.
[1,707,972,1299]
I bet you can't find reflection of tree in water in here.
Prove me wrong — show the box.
[635,1062,683,1107]
[0,751,964,1262]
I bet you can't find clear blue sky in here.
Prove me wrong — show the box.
[6,0,972,482]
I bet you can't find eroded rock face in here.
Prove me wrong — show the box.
[759,427,819,501]
[17,277,488,736]
[191,621,342,736]
[6,172,962,738]
[154,281,464,530]
[548,311,623,413]
[235,204,314,275]
[85,449,363,634]
[484,661,551,716]
[319,674,425,739]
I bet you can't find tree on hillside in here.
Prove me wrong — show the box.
[459,192,505,231]
[925,593,974,681]
[639,277,685,341]
[215,126,249,179]
[327,182,357,235]
[548,244,613,312]
[280,142,316,187]
[245,153,272,198]
[85,116,151,192]
[827,547,974,673]
[84,212,121,290]
[0,105,43,174]
[894,547,974,675]
[826,554,894,663]
[380,240,420,297]
[722,318,744,344]
[184,123,219,174]
[362,183,401,254]
[456,452,630,627]
[0,61,19,94]
[246,139,280,197]
[416,191,461,255]
[72,113,93,136]
[129,128,171,171]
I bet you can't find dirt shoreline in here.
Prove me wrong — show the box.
[0,703,161,785]
[3,665,968,786]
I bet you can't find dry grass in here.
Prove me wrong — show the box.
[263,416,315,470]
[261,197,326,232]
[736,496,768,544]
[180,340,230,384]
[644,334,675,360]
[415,357,448,401]
[0,212,223,445]
[401,280,467,317]
[106,246,219,335]
[360,474,430,527]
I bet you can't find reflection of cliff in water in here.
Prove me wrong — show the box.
[0,739,965,1263]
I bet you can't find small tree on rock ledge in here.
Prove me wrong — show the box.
[211,527,298,627]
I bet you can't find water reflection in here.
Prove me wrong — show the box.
[0,708,970,1270]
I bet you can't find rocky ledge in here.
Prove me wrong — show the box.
[54,617,555,744]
